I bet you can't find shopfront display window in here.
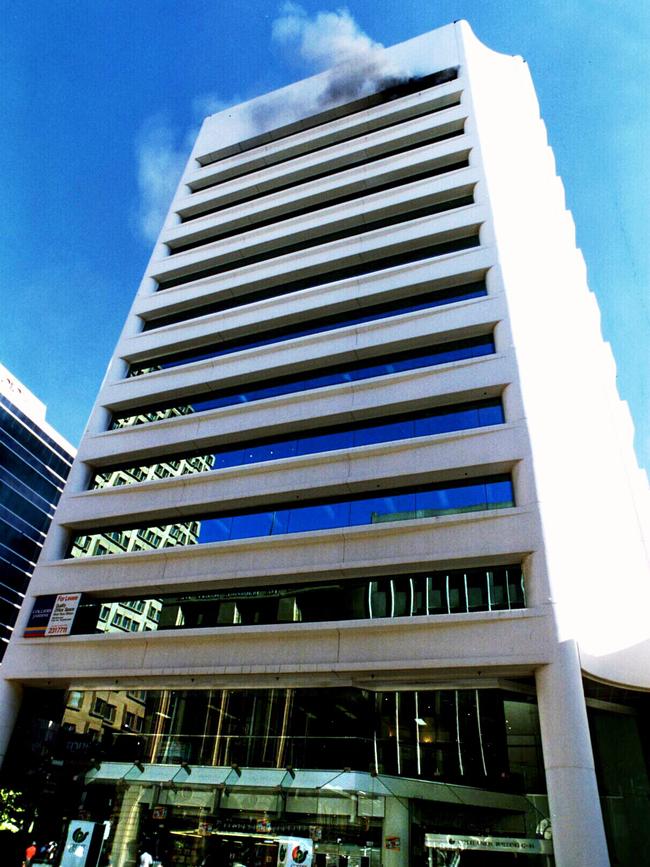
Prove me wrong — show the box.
[3,684,552,867]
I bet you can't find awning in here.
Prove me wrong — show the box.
[85,763,531,812]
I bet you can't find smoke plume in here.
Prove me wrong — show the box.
[134,6,406,243]
[272,3,404,106]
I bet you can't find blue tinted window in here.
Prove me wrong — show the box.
[213,448,245,470]
[415,407,475,436]
[296,429,353,455]
[286,501,351,533]
[354,418,414,447]
[478,402,505,426]
[417,482,488,515]
[260,440,298,461]
[131,283,487,377]
[71,475,513,557]
[98,399,505,489]
[199,517,233,543]
[486,478,514,508]
[229,512,274,540]
[113,336,495,429]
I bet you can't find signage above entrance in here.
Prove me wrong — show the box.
[425,834,553,855]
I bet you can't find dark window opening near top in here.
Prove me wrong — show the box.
[142,234,480,332]
[129,279,487,377]
[195,67,460,171]
[112,333,495,429]
[156,187,474,291]
[171,154,470,252]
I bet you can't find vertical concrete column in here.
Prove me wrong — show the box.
[0,679,22,770]
[382,796,409,867]
[110,785,146,867]
[535,641,610,867]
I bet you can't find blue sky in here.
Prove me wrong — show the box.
[2,1,649,472]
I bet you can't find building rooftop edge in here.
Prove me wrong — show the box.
[195,20,514,160]
[0,363,77,457]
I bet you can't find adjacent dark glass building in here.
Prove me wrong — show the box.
[0,364,75,660]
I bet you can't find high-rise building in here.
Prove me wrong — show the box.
[0,363,75,660]
[1,21,649,867]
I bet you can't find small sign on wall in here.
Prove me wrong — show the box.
[385,836,401,851]
[24,593,82,637]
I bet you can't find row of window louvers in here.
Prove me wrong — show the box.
[67,74,519,614]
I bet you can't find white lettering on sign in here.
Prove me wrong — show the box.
[424,834,553,855]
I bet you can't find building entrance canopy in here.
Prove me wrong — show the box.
[86,761,532,812]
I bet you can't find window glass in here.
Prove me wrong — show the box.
[416,406,478,436]
[426,575,446,615]
[295,429,353,455]
[67,691,84,710]
[446,573,466,613]
[354,418,414,446]
[486,478,515,508]
[478,402,505,426]
[72,476,512,556]
[286,501,351,533]
[199,516,233,544]
[213,448,245,470]
[66,564,525,637]
[369,580,389,618]
[95,399,505,489]
[130,281,487,377]
[506,567,526,607]
[466,570,488,612]
[256,439,298,462]
[355,492,416,525]
[229,511,275,540]
[112,336,495,429]
[416,482,487,515]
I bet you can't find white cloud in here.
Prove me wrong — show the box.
[133,6,399,243]
[272,3,400,103]
[134,114,188,244]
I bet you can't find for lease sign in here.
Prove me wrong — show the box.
[24,593,82,637]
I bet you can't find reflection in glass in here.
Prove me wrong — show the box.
[128,282,487,377]
[111,335,495,429]
[71,475,514,559]
[56,683,543,793]
[70,564,525,637]
[93,398,504,489]
[73,400,214,635]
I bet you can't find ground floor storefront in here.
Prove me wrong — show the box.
[1,679,649,865]
[76,763,553,867]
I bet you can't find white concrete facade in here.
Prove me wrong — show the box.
[2,21,649,867]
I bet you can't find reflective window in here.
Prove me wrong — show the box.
[171,157,471,255]
[49,680,544,795]
[129,282,487,377]
[146,235,479,331]
[157,189,474,290]
[112,335,495,429]
[70,475,514,558]
[61,566,526,640]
